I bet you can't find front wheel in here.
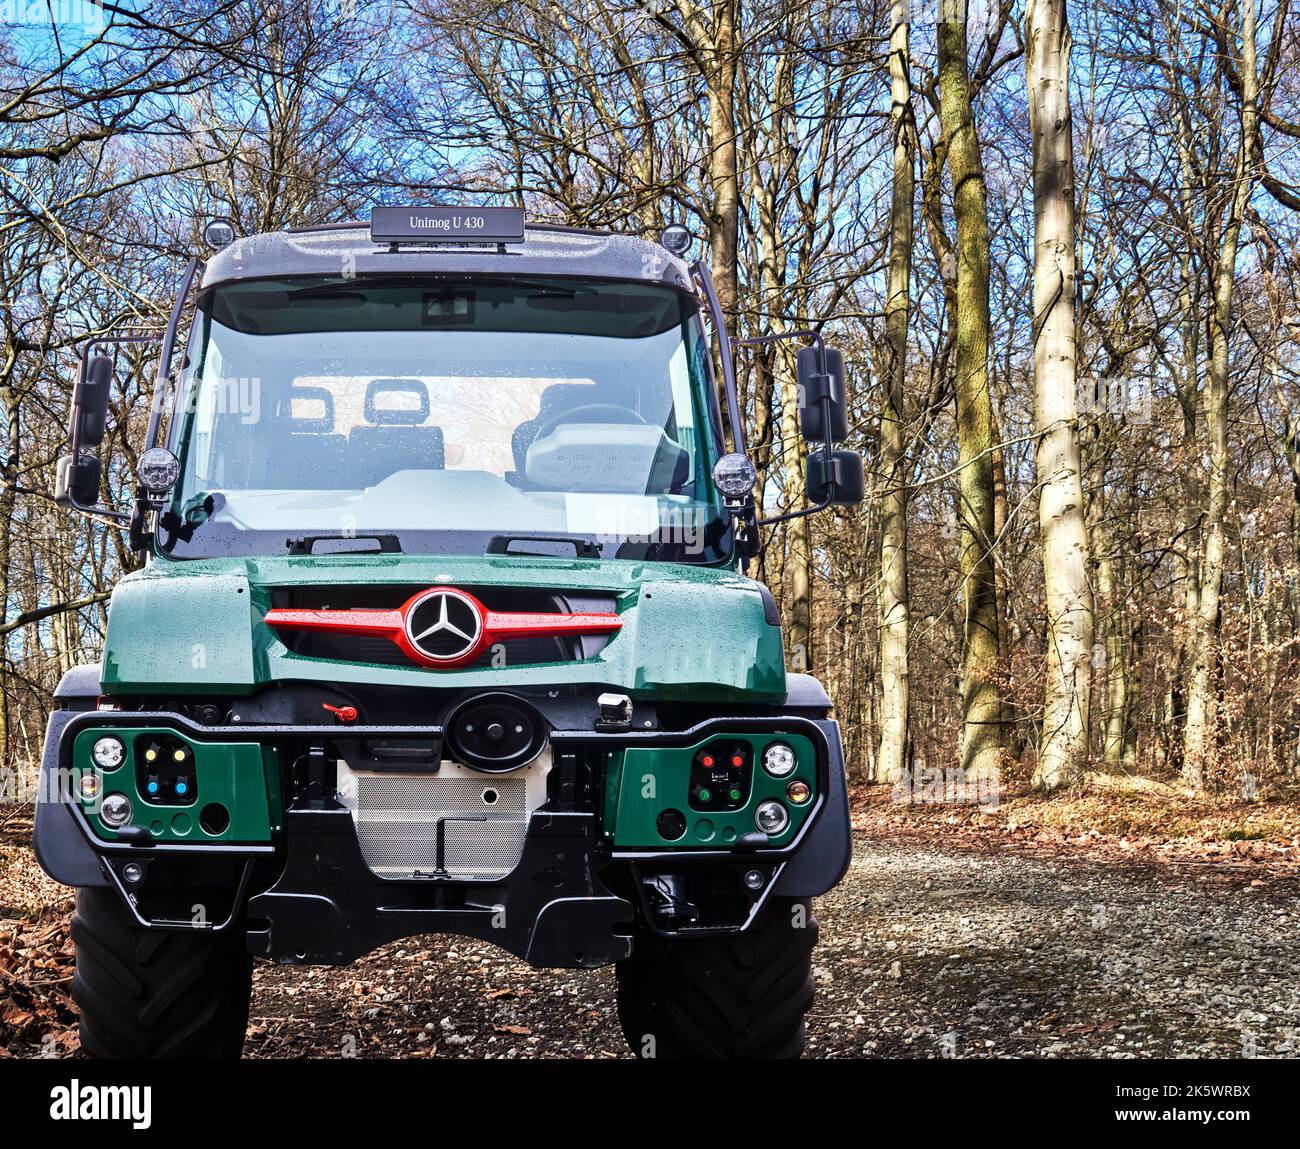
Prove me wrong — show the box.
[71,886,253,1058]
[616,896,818,1059]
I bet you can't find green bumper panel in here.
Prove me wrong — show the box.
[602,731,817,848]
[72,726,281,844]
[100,553,786,702]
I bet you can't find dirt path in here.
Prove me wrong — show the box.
[242,835,1300,1059]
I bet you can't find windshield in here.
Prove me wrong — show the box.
[162,275,731,562]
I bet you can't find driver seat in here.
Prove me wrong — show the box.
[511,383,613,476]
[512,382,689,494]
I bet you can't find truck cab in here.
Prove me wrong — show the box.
[38,207,862,1059]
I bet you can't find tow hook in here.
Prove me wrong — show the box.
[322,703,358,723]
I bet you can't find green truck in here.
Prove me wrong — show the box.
[37,207,863,1059]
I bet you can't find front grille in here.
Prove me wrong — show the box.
[338,754,550,880]
[269,584,617,669]
[283,629,572,668]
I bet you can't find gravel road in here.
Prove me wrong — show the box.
[245,833,1300,1059]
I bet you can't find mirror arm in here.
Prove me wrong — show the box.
[758,492,834,529]
[79,506,131,527]
[733,327,826,357]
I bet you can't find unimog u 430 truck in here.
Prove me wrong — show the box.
[37,205,864,1059]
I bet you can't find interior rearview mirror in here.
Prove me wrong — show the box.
[55,452,102,508]
[74,354,113,447]
[796,345,848,443]
[807,449,864,506]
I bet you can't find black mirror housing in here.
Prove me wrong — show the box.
[74,355,113,447]
[796,345,848,443]
[806,449,864,506]
[55,452,102,508]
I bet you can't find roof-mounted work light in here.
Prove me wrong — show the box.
[203,218,237,251]
[660,223,692,256]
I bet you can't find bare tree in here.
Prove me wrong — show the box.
[1026,0,1093,787]
[877,0,915,782]
[937,0,1007,779]
[1182,0,1262,787]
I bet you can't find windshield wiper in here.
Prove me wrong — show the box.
[486,534,602,559]
[286,534,403,555]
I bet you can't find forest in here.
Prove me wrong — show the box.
[1,0,1297,804]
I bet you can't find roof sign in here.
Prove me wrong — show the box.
[370,206,525,245]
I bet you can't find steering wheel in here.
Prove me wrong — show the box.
[534,403,648,441]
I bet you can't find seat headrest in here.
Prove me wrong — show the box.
[284,384,334,434]
[365,378,430,426]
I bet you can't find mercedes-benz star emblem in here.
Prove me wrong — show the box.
[405,590,483,662]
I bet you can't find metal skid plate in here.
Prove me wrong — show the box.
[336,750,551,880]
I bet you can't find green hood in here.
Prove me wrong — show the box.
[101,553,786,702]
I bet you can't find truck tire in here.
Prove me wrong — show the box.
[71,886,253,1058]
[615,896,818,1059]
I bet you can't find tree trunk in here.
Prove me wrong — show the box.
[1098,551,1127,766]
[1124,615,1143,767]
[753,167,812,666]
[1171,111,1202,763]
[1183,0,1259,788]
[778,371,813,668]
[702,0,739,319]
[0,368,20,766]
[1274,323,1300,647]
[1027,0,1094,789]
[877,0,915,784]
[938,0,1005,779]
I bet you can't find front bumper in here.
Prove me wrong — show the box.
[250,805,632,966]
[34,709,851,966]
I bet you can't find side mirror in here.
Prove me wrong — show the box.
[73,354,113,447]
[55,452,102,507]
[807,449,864,506]
[796,345,848,443]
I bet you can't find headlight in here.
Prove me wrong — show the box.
[762,742,797,777]
[100,793,133,827]
[712,453,757,499]
[137,447,180,494]
[91,736,125,770]
[755,800,789,835]
[137,447,180,496]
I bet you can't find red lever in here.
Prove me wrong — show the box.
[322,703,358,723]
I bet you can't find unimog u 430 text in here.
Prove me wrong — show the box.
[37,206,864,1059]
